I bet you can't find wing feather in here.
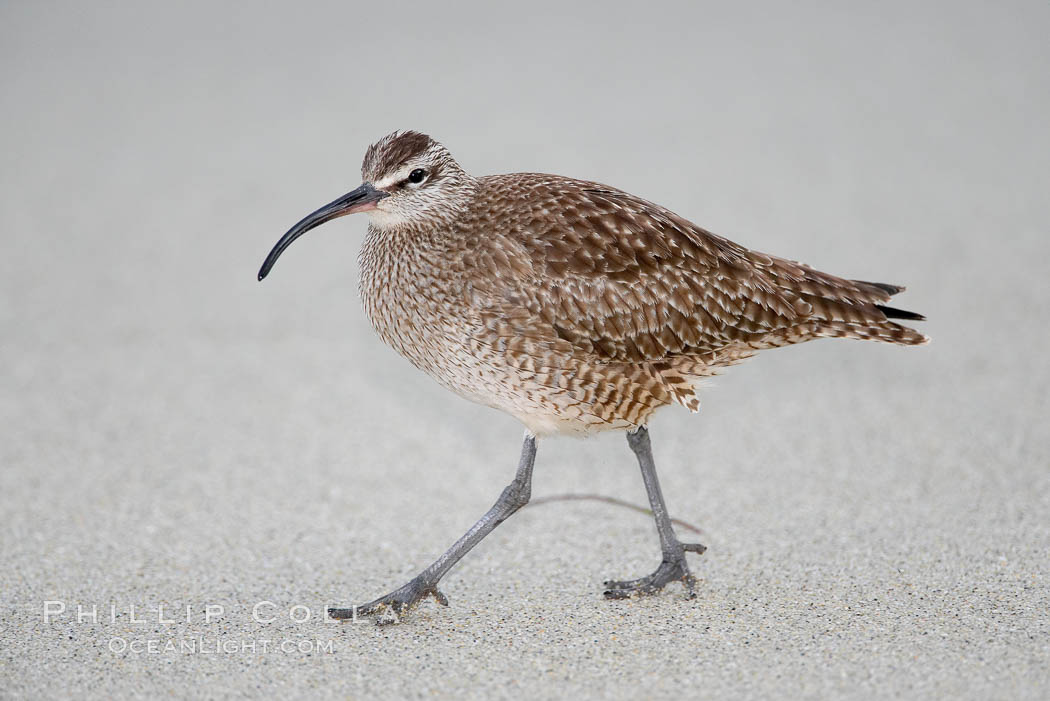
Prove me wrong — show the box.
[470,174,924,376]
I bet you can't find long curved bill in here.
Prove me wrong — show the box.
[258,183,388,281]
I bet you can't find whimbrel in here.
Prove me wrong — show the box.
[258,131,927,621]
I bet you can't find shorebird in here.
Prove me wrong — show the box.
[258,130,927,621]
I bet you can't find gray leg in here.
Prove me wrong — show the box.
[330,433,537,622]
[603,425,705,599]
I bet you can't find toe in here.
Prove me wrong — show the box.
[327,607,356,620]
[603,588,634,600]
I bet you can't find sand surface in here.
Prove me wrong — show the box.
[2,2,1048,698]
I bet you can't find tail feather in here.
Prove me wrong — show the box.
[872,321,929,345]
[850,278,927,328]
[760,262,929,348]
[853,280,906,296]
[795,278,929,346]
[875,304,926,322]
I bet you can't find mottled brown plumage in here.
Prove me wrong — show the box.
[352,132,927,435]
[258,130,928,620]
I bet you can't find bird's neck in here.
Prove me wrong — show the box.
[357,222,466,371]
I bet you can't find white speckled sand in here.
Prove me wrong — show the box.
[2,3,1048,698]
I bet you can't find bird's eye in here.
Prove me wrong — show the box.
[407,168,427,184]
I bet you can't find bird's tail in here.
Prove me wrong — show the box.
[755,277,929,348]
[849,279,928,345]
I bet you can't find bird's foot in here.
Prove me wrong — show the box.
[603,542,706,599]
[328,575,449,624]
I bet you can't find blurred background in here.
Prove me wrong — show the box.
[2,1,1047,698]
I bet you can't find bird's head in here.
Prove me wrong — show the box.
[258,131,474,281]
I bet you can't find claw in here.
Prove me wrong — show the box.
[683,542,707,555]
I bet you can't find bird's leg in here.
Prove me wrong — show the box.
[330,433,537,623]
[603,426,705,599]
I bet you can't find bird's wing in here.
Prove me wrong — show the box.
[471,176,905,370]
